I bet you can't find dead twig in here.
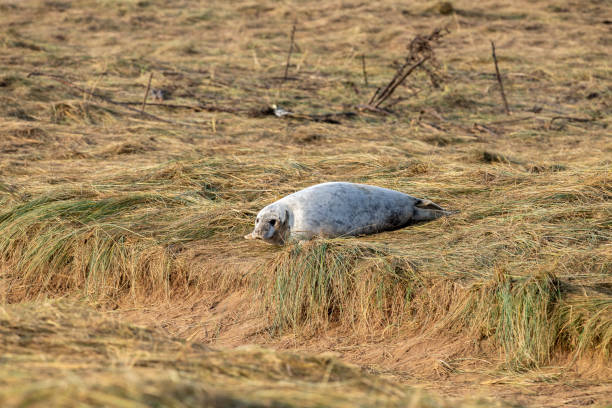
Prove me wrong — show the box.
[367,87,381,106]
[308,111,357,124]
[284,22,297,81]
[27,71,205,127]
[548,116,596,130]
[355,104,394,115]
[372,57,429,108]
[255,106,356,124]
[550,116,595,124]
[141,72,153,114]
[120,101,241,114]
[472,123,500,137]
[491,41,510,115]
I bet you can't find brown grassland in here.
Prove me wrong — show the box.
[0,0,610,406]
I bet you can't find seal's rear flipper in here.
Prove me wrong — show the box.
[415,199,445,211]
[413,199,456,221]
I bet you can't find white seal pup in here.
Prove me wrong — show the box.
[244,182,451,245]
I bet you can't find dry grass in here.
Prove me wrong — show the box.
[257,241,611,370]
[258,240,419,335]
[0,0,610,406]
[0,300,510,408]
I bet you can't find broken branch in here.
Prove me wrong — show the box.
[373,56,429,108]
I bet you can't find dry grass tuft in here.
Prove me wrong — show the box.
[258,240,418,335]
[443,269,611,369]
[0,187,237,302]
[259,241,611,369]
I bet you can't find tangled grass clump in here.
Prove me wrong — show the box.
[258,240,422,335]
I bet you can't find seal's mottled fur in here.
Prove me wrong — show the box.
[245,182,451,245]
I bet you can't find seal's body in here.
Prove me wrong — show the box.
[245,182,450,245]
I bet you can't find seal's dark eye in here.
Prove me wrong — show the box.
[269,219,276,227]
[256,218,259,223]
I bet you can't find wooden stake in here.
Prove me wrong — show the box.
[491,41,510,115]
[361,54,368,86]
[284,22,296,81]
[141,72,153,114]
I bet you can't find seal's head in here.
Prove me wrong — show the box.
[244,203,290,245]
